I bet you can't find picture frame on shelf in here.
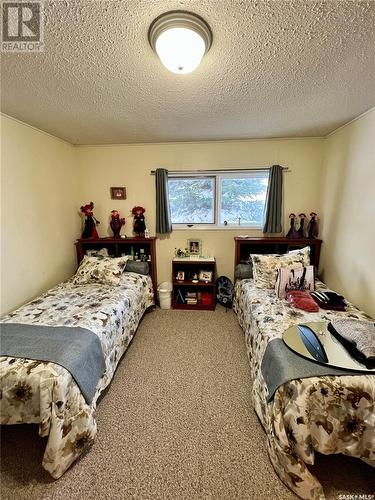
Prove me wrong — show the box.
[110,187,126,200]
[176,271,185,281]
[188,239,201,256]
[199,270,213,283]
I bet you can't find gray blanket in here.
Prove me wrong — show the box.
[0,323,105,404]
[261,338,367,402]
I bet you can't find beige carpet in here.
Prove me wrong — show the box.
[1,307,374,499]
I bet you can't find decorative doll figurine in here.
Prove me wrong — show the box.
[307,212,319,238]
[110,210,125,238]
[285,213,300,239]
[80,202,100,239]
[132,206,146,237]
[297,213,307,238]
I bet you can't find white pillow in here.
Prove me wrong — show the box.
[72,256,128,286]
[287,246,311,266]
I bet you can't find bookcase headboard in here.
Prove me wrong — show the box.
[75,237,157,295]
[234,237,322,271]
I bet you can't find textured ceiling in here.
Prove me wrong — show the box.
[1,0,375,145]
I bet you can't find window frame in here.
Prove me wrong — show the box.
[168,169,269,230]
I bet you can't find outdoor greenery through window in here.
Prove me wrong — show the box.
[168,170,269,228]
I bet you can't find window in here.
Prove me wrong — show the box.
[168,177,215,224]
[168,170,269,229]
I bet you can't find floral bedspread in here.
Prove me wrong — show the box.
[233,279,375,500]
[0,272,154,478]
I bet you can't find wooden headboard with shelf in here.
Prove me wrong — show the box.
[234,237,322,271]
[75,237,157,295]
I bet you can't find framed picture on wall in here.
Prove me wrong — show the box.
[110,187,126,200]
[188,239,201,256]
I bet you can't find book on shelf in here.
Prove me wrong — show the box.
[176,289,185,304]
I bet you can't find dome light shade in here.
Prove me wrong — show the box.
[149,11,212,74]
[155,28,206,74]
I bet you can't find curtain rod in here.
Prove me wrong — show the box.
[150,167,289,175]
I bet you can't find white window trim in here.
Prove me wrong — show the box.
[169,169,269,230]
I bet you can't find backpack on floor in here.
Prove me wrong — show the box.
[216,276,234,308]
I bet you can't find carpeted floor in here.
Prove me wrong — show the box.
[1,307,374,499]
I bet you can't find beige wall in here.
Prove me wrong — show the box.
[319,109,375,317]
[3,110,373,316]
[76,138,324,284]
[0,115,80,314]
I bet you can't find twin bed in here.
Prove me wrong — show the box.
[1,247,154,478]
[233,237,375,499]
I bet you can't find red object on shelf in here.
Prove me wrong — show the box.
[201,292,213,305]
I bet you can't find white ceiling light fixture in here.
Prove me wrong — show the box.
[148,11,212,74]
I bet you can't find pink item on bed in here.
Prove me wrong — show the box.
[286,290,319,312]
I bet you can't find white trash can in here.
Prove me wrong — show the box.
[158,282,173,309]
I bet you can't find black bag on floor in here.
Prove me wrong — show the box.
[216,276,234,309]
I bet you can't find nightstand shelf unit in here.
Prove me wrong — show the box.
[172,257,216,310]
